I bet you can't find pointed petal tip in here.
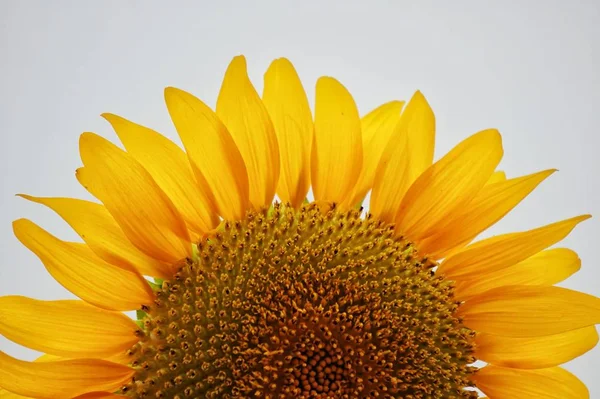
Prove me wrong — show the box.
[164,86,178,95]
[573,214,592,223]
[265,57,297,79]
[527,168,558,182]
[412,90,427,101]
[12,217,28,227]
[163,86,188,103]
[164,87,201,111]
[11,218,29,231]
[486,128,502,139]
[316,76,350,94]
[78,132,101,152]
[226,55,248,73]
[479,128,504,155]
[100,112,120,124]
[537,168,558,176]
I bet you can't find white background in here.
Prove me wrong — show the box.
[1,0,598,396]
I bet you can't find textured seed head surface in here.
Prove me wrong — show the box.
[123,203,477,399]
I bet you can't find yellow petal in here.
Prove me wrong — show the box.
[370,128,410,223]
[0,388,123,399]
[473,366,589,399]
[17,194,168,278]
[395,129,503,242]
[262,58,313,208]
[216,55,280,208]
[0,353,125,399]
[0,355,63,399]
[455,248,581,300]
[0,296,139,358]
[487,170,506,184]
[30,354,59,362]
[78,133,191,265]
[103,113,219,237]
[0,352,133,399]
[459,285,600,337]
[164,87,250,221]
[344,100,404,209]
[438,215,590,280]
[312,77,363,205]
[13,219,154,311]
[475,326,599,369]
[419,169,556,258]
[0,390,27,399]
[396,91,435,182]
[371,92,435,222]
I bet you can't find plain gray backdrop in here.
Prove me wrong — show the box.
[1,0,598,397]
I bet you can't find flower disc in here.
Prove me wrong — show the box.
[124,204,477,398]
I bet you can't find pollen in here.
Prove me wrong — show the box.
[123,203,477,398]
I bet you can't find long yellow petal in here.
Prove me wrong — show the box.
[473,366,589,399]
[17,194,168,278]
[78,133,191,265]
[344,100,404,209]
[0,390,123,399]
[419,169,556,258]
[216,55,280,208]
[459,285,600,337]
[164,87,250,221]
[262,58,313,208]
[13,219,154,311]
[371,92,434,222]
[439,215,590,280]
[0,390,28,399]
[312,77,363,205]
[454,248,580,300]
[401,91,436,182]
[370,127,410,223]
[0,355,61,399]
[475,327,598,369]
[0,352,133,399]
[103,113,219,237]
[395,129,503,242]
[0,296,139,358]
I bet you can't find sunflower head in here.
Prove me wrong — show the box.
[0,55,598,399]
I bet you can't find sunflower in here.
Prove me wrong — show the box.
[1,55,598,399]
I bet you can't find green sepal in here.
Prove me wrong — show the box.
[192,243,200,263]
[136,309,147,321]
[148,278,163,291]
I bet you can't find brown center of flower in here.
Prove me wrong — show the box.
[122,203,477,399]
